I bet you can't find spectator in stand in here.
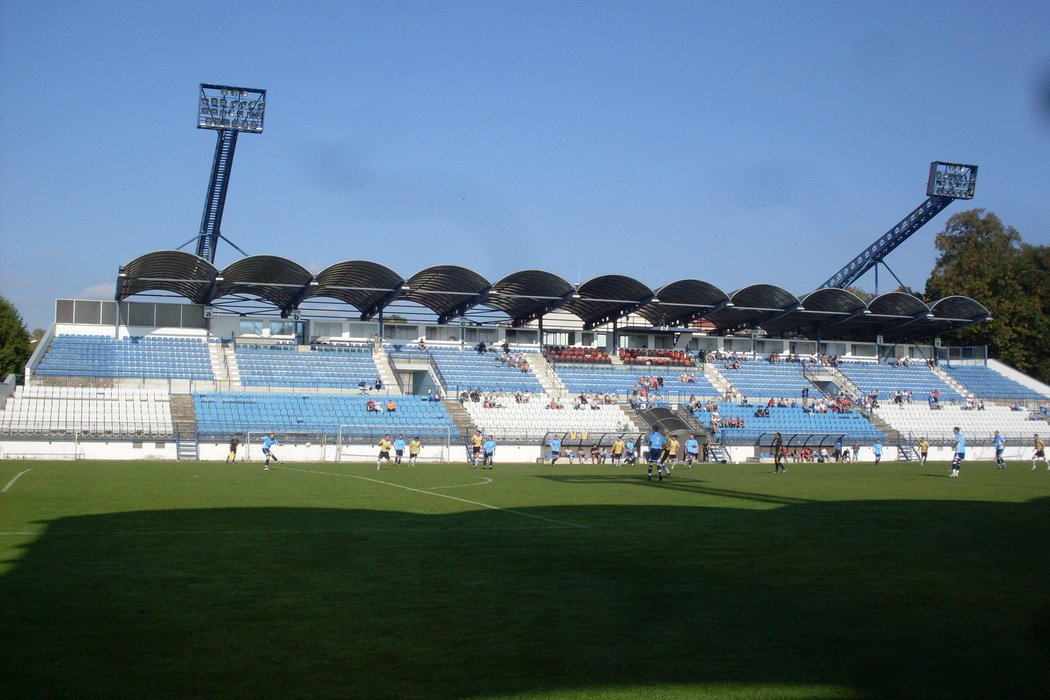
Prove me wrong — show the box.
[386,399,397,412]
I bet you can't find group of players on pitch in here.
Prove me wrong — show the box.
[249,429,1049,476]
[941,429,1049,477]
[984,431,1049,473]
[548,430,702,481]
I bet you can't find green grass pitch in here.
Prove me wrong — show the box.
[1,458,1048,699]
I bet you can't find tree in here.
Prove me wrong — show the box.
[924,209,1050,383]
[0,296,32,380]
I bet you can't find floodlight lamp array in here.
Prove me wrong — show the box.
[198,83,266,133]
[926,161,977,200]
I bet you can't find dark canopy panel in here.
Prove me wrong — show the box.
[867,292,930,318]
[560,275,654,330]
[816,292,930,341]
[706,284,799,332]
[117,250,220,304]
[637,279,730,327]
[309,260,404,320]
[403,265,492,324]
[487,270,575,327]
[213,255,315,312]
[929,295,990,321]
[762,288,868,337]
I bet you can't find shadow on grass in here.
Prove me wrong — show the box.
[538,471,818,506]
[2,499,1049,699]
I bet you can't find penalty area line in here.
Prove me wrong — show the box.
[277,465,588,530]
[1,469,31,493]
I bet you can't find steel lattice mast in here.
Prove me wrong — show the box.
[820,162,978,290]
[191,83,266,264]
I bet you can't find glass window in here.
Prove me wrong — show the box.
[270,321,294,336]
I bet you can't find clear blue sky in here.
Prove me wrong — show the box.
[2,0,1048,331]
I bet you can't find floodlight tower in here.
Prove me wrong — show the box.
[820,162,978,291]
[192,83,266,263]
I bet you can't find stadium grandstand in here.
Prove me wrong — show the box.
[3,255,1047,465]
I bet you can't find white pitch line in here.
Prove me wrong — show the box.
[428,476,493,490]
[1,469,31,493]
[279,465,588,530]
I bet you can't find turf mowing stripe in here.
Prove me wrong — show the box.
[1,468,31,493]
[0,525,574,537]
[278,465,589,529]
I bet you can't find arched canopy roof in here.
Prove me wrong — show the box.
[309,260,404,320]
[117,250,220,304]
[403,265,491,324]
[637,279,730,327]
[487,270,575,327]
[560,275,655,330]
[877,295,992,344]
[114,251,990,341]
[212,255,315,313]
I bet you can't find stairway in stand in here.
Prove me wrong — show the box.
[532,354,566,399]
[865,411,906,455]
[618,404,648,433]
[708,443,731,463]
[372,344,403,395]
[171,394,199,461]
[898,443,920,461]
[442,399,476,442]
